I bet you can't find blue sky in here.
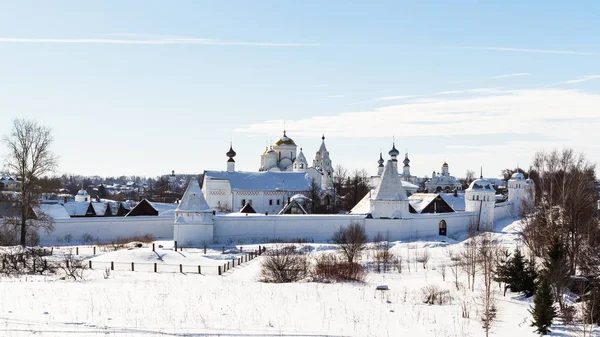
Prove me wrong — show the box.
[0,1,599,178]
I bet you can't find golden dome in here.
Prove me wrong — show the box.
[442,161,448,167]
[274,130,296,146]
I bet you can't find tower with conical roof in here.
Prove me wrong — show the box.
[293,148,308,172]
[313,134,333,188]
[369,159,409,218]
[173,177,214,246]
[226,143,236,172]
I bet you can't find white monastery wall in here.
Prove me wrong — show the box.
[493,202,515,222]
[39,217,173,245]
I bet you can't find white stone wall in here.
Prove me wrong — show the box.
[39,217,174,245]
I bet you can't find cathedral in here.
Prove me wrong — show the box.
[202,130,335,214]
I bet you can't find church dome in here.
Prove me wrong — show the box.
[77,189,89,196]
[468,178,494,191]
[274,131,296,146]
[263,147,277,156]
[226,144,236,158]
[388,143,399,157]
[510,172,525,180]
[442,161,449,167]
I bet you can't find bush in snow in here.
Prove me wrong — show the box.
[331,223,367,264]
[260,245,308,283]
[312,253,365,283]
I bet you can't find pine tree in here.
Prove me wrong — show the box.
[530,272,557,335]
[543,236,570,309]
[522,261,537,298]
[508,248,527,293]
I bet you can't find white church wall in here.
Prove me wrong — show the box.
[203,179,231,212]
[174,224,213,247]
[494,203,515,222]
[212,215,361,243]
[39,217,174,245]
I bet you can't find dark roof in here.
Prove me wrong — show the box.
[126,199,158,217]
[239,203,256,214]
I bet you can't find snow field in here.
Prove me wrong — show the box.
[0,219,588,336]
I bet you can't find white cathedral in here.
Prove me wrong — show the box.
[202,130,335,214]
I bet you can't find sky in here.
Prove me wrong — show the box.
[0,1,599,179]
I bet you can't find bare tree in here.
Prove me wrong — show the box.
[479,233,498,337]
[332,223,368,263]
[436,262,447,282]
[448,249,462,290]
[260,245,308,283]
[2,119,58,246]
[521,149,597,275]
[461,233,479,291]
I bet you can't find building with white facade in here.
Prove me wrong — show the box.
[425,161,463,192]
[202,131,336,214]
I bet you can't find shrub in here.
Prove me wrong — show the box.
[312,253,366,282]
[331,223,367,263]
[421,284,452,305]
[260,245,308,283]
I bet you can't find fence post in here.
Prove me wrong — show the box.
[179,264,183,273]
[76,247,79,255]
[66,259,69,269]
[152,243,155,252]
[88,260,92,269]
[154,263,157,273]
[240,246,243,253]
[259,245,261,255]
[131,262,134,271]
[227,261,230,270]
[33,259,36,273]
[111,261,114,271]
[93,246,96,255]
[204,245,206,254]
[198,265,201,274]
[238,258,241,265]
[174,241,178,252]
[218,265,222,275]
[232,257,235,267]
[222,246,225,254]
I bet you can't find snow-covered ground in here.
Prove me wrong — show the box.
[0,219,591,336]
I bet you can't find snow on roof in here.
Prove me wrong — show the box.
[177,178,211,212]
[408,194,438,213]
[368,176,419,191]
[439,193,466,211]
[64,202,92,217]
[151,202,178,218]
[37,203,71,220]
[204,170,312,191]
[372,160,407,201]
[91,202,108,216]
[468,178,495,191]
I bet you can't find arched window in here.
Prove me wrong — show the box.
[476,195,479,201]
[439,219,447,236]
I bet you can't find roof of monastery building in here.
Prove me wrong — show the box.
[204,170,313,191]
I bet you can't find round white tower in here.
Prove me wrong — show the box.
[465,178,496,230]
[313,135,333,188]
[75,189,90,202]
[403,153,411,177]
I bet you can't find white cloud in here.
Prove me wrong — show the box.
[235,89,600,148]
[491,73,530,79]
[562,75,600,84]
[0,36,322,47]
[457,46,600,56]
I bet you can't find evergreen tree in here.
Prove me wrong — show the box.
[543,236,570,309]
[530,272,557,335]
[495,248,537,297]
[522,261,538,298]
